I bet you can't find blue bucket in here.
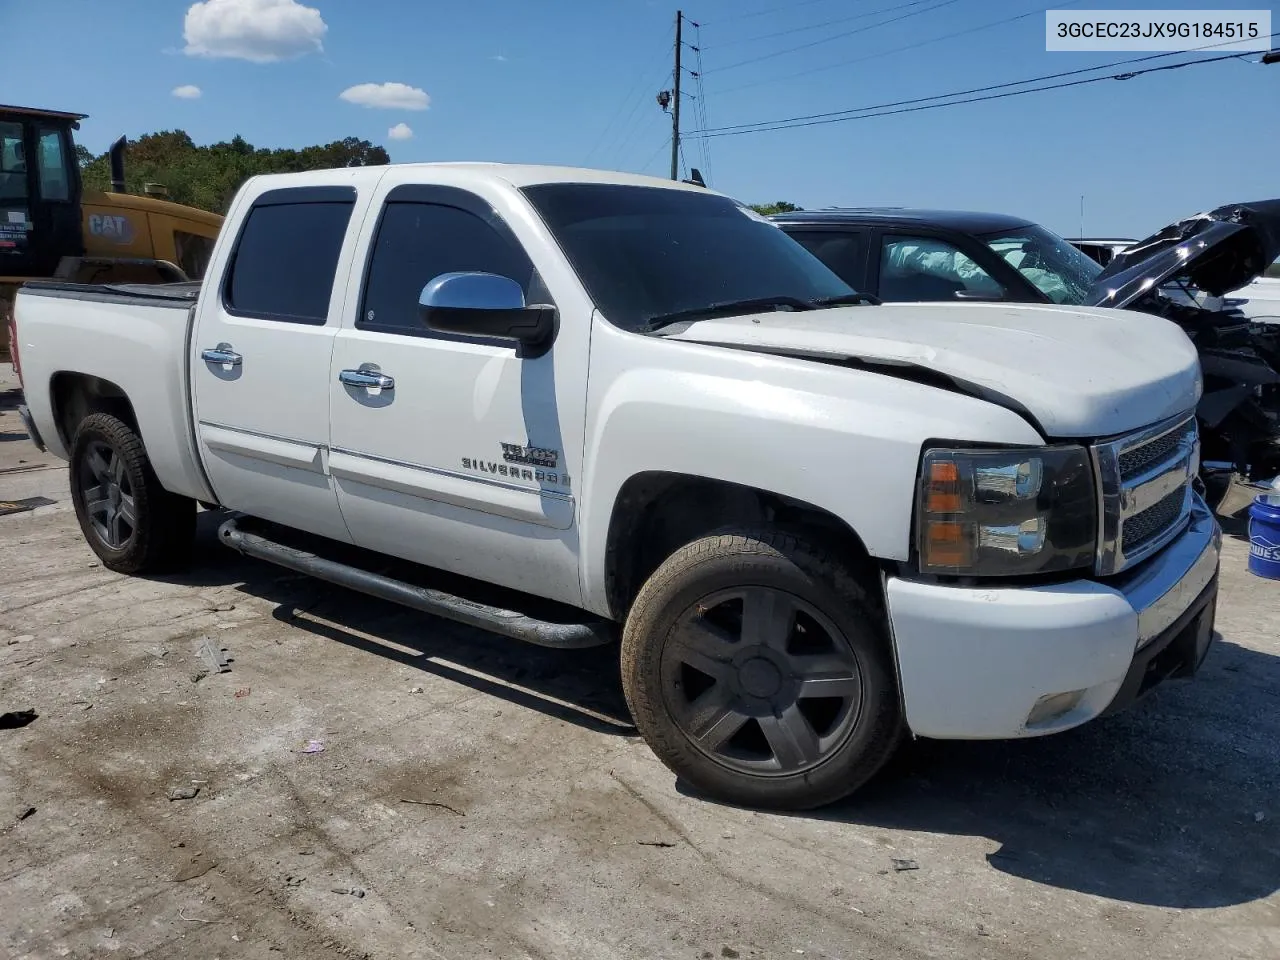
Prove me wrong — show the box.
[1248,495,1280,580]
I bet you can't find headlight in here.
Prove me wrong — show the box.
[916,446,1097,576]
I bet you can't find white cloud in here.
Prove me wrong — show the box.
[339,82,430,111]
[183,0,327,63]
[172,84,203,99]
[489,54,508,62]
[388,123,414,141]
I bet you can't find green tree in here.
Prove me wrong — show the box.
[748,201,802,215]
[79,130,390,214]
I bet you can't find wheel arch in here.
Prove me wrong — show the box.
[601,471,883,621]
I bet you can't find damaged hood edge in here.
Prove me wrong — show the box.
[1091,199,1280,309]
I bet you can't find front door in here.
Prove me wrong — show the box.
[191,184,367,543]
[327,180,590,606]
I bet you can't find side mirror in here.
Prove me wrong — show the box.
[419,272,557,356]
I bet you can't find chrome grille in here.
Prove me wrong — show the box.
[1093,414,1198,575]
[1122,486,1187,555]
[1118,418,1196,481]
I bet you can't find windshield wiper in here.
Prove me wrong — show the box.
[811,292,881,307]
[642,295,816,332]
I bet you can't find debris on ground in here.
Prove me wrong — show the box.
[234,688,251,699]
[399,798,465,816]
[0,709,37,730]
[17,806,36,821]
[172,854,218,882]
[285,875,305,888]
[168,786,200,801]
[189,669,209,685]
[409,686,424,694]
[636,840,676,848]
[1256,811,1267,823]
[6,634,34,645]
[298,740,325,754]
[0,496,57,517]
[891,858,920,872]
[195,637,231,675]
[330,887,366,898]
[207,602,236,612]
[722,947,741,959]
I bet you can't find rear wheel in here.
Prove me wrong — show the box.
[621,527,903,810]
[69,413,195,574]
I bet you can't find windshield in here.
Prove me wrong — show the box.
[980,224,1102,305]
[521,183,855,331]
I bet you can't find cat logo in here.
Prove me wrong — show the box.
[87,213,135,244]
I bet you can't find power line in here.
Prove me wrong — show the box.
[709,0,1081,97]
[695,31,1272,136]
[584,32,674,167]
[638,136,672,176]
[699,0,842,27]
[688,51,1256,139]
[692,22,714,183]
[702,0,947,50]
[702,0,964,75]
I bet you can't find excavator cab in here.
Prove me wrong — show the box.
[0,105,85,280]
[1,104,223,361]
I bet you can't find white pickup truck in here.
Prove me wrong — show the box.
[9,164,1222,810]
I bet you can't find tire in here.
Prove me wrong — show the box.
[68,413,195,574]
[621,526,904,810]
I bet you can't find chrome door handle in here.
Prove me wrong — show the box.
[201,344,242,366]
[339,368,395,389]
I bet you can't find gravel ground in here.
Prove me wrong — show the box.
[2,370,1278,960]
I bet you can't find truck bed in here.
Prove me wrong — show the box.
[14,280,216,504]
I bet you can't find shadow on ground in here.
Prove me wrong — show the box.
[684,632,1280,909]
[159,513,1279,911]
[150,510,634,737]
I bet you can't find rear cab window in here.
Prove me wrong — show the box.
[223,186,356,324]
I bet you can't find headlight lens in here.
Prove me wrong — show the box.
[917,446,1097,576]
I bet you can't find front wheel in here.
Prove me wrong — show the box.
[620,527,904,810]
[69,413,195,574]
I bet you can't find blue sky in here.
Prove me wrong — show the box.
[2,0,1276,236]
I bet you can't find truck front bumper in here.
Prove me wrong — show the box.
[885,494,1221,740]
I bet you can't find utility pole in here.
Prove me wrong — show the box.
[671,10,683,180]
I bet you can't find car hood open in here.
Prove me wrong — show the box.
[1089,199,1280,309]
[662,301,1201,439]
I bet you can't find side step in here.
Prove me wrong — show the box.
[217,517,616,650]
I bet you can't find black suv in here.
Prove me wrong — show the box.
[769,207,1102,306]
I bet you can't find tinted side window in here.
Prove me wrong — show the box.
[360,201,537,336]
[786,230,865,288]
[879,235,1003,302]
[225,200,354,324]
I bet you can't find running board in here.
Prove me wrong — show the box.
[217,517,615,649]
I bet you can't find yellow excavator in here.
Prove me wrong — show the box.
[1,104,223,360]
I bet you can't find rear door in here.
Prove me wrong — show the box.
[190,182,370,542]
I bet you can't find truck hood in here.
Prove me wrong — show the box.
[1090,199,1280,309]
[662,301,1201,439]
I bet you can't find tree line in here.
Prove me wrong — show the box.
[77,130,390,215]
[77,131,800,220]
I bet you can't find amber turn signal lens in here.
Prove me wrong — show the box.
[925,460,962,514]
[922,520,972,568]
